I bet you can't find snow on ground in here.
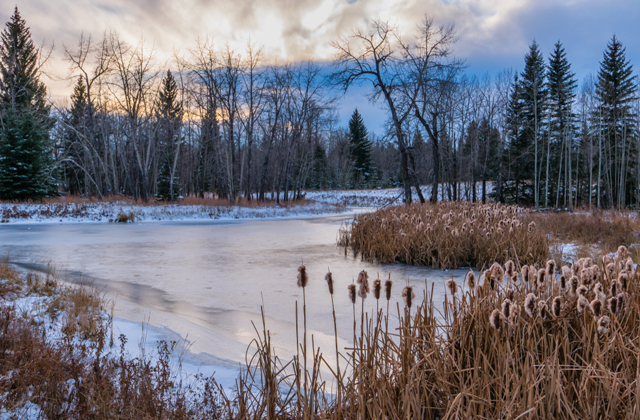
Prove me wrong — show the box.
[0,200,346,224]
[0,183,497,224]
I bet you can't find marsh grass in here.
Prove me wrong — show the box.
[339,202,550,269]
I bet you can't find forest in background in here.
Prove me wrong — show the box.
[0,8,638,208]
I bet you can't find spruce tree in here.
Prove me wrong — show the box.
[547,41,577,207]
[156,69,183,201]
[520,40,547,207]
[504,74,532,204]
[595,36,637,208]
[0,7,54,200]
[348,108,372,188]
[62,76,88,194]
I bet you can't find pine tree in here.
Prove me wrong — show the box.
[348,108,372,188]
[156,69,183,201]
[61,76,88,194]
[0,7,54,200]
[547,41,577,207]
[595,36,637,208]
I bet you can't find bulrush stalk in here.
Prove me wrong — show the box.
[325,270,341,411]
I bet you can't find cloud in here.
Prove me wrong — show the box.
[1,0,638,130]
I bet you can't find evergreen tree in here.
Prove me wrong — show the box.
[547,41,577,207]
[595,36,637,207]
[520,40,547,207]
[504,74,532,204]
[155,69,183,201]
[348,108,372,187]
[0,7,54,200]
[61,76,88,194]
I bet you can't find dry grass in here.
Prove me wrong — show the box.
[531,210,640,250]
[339,202,550,269]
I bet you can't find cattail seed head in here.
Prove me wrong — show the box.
[324,272,334,295]
[538,300,550,320]
[616,292,627,312]
[537,269,547,290]
[552,296,562,317]
[546,260,556,278]
[559,275,567,291]
[384,279,393,301]
[576,285,588,297]
[491,263,505,283]
[618,245,628,258]
[625,257,634,273]
[522,265,530,283]
[610,281,618,297]
[348,284,356,304]
[569,276,579,296]
[608,297,618,314]
[446,278,458,296]
[598,316,611,334]
[505,287,515,301]
[606,262,615,277]
[297,265,308,288]
[466,271,476,290]
[577,295,589,313]
[505,260,515,279]
[402,286,416,308]
[373,279,381,300]
[490,309,502,330]
[357,270,369,298]
[524,293,537,318]
[590,299,602,317]
[618,272,629,292]
[501,299,512,320]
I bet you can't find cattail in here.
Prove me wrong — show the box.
[590,299,602,317]
[538,300,550,320]
[610,280,618,297]
[508,303,519,325]
[618,245,628,258]
[522,265,530,283]
[348,284,356,304]
[524,293,537,318]
[625,257,634,273]
[466,271,476,290]
[490,309,502,330]
[546,259,556,278]
[357,270,369,298]
[577,295,589,313]
[559,275,567,291]
[324,271,334,295]
[597,316,611,334]
[373,279,381,300]
[528,221,535,232]
[584,257,593,268]
[501,299,512,320]
[616,292,627,312]
[537,269,547,290]
[491,262,505,283]
[608,297,618,314]
[552,296,562,317]
[606,263,615,278]
[572,262,581,276]
[576,285,588,296]
[505,260,515,279]
[482,270,495,290]
[297,265,308,288]
[402,286,416,308]
[603,255,612,266]
[505,287,515,301]
[562,265,572,278]
[446,278,458,296]
[618,272,629,292]
[529,266,537,285]
[581,267,592,286]
[384,279,393,301]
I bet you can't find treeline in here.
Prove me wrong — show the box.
[1,9,638,208]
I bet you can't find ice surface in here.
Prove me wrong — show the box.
[0,213,471,386]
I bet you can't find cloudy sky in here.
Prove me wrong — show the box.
[3,0,639,131]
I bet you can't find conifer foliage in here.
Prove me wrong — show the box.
[348,109,372,188]
[0,7,54,200]
[155,69,183,201]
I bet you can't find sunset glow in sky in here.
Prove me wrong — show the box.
[3,0,639,130]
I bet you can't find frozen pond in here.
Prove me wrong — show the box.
[0,214,467,383]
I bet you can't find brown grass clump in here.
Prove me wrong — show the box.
[339,202,550,269]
